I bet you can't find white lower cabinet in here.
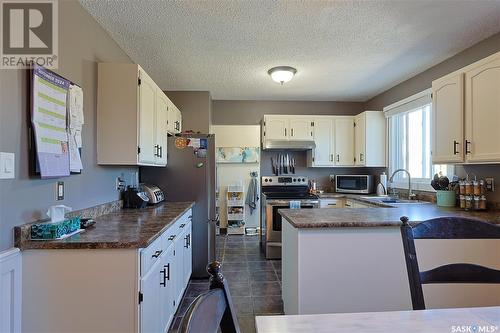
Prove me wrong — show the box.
[140,209,192,333]
[21,208,193,333]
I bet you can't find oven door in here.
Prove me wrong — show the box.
[269,204,316,233]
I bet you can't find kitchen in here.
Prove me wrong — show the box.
[1,1,500,333]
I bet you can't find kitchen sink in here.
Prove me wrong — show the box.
[361,196,429,205]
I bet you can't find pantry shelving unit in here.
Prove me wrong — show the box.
[226,185,245,235]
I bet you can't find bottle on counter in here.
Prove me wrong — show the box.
[459,195,466,209]
[479,195,487,210]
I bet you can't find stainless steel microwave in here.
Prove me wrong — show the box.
[335,175,374,194]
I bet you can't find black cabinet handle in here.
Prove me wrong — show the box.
[465,140,471,154]
[188,234,191,248]
[165,263,170,281]
[453,140,459,155]
[154,145,159,157]
[291,128,294,137]
[184,235,189,248]
[360,153,364,162]
[160,265,168,287]
[152,250,163,258]
[168,235,176,241]
[180,223,185,228]
[336,155,340,162]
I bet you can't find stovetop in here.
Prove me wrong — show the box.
[263,192,319,200]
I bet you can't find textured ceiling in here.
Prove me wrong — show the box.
[79,0,500,101]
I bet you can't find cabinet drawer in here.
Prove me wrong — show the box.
[320,199,343,208]
[141,233,167,276]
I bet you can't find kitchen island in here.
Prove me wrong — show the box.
[279,200,500,315]
[14,201,195,333]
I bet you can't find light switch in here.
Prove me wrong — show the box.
[0,152,15,179]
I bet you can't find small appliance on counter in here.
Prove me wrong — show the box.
[141,183,165,204]
[122,186,149,209]
[335,174,374,194]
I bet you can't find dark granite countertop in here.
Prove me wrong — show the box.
[15,201,194,250]
[279,203,500,229]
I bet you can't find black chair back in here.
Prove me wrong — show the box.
[400,216,500,310]
[178,261,240,333]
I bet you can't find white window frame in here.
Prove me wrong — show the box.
[384,89,454,192]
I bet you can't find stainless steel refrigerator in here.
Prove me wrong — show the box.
[140,134,217,278]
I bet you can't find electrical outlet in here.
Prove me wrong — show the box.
[116,176,126,191]
[56,181,64,200]
[485,178,494,192]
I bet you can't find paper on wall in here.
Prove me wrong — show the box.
[68,84,84,172]
[32,65,71,178]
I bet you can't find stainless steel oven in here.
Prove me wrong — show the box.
[335,174,374,194]
[260,176,319,259]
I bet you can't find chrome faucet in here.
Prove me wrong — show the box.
[389,169,416,200]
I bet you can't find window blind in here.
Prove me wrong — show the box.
[383,88,432,118]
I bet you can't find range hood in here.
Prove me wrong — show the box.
[263,140,316,150]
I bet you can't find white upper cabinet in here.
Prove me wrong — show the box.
[308,117,334,167]
[263,115,290,140]
[464,54,500,163]
[354,111,386,167]
[155,89,169,165]
[138,70,157,165]
[97,63,181,166]
[289,117,313,140]
[432,73,464,163]
[334,117,355,166]
[167,101,182,135]
[431,51,500,164]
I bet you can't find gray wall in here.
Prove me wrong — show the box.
[0,1,135,251]
[364,31,500,202]
[260,150,386,191]
[212,100,364,125]
[166,91,212,133]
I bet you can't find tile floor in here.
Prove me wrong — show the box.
[168,234,283,333]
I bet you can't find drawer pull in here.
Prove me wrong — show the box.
[152,250,163,258]
[184,234,191,248]
[327,203,337,206]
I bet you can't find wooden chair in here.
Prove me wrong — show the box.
[400,216,500,310]
[178,261,240,333]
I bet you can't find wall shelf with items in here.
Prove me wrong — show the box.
[226,185,245,235]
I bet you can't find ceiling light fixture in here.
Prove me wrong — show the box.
[268,66,297,85]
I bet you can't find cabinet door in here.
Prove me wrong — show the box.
[173,229,186,308]
[264,116,289,140]
[354,113,366,166]
[138,70,157,165]
[183,222,193,286]
[140,258,162,333]
[155,89,169,165]
[432,73,464,163]
[160,245,175,333]
[465,55,500,162]
[289,117,313,140]
[311,118,334,166]
[334,117,355,166]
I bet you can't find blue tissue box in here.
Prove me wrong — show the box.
[31,217,81,240]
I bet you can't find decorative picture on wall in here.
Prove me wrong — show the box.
[216,147,260,163]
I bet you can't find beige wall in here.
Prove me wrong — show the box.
[166,91,212,133]
[0,1,135,251]
[212,100,365,125]
[364,31,500,202]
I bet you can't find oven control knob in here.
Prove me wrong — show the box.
[269,179,273,182]
[302,178,305,182]
[264,179,268,182]
[293,178,296,182]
